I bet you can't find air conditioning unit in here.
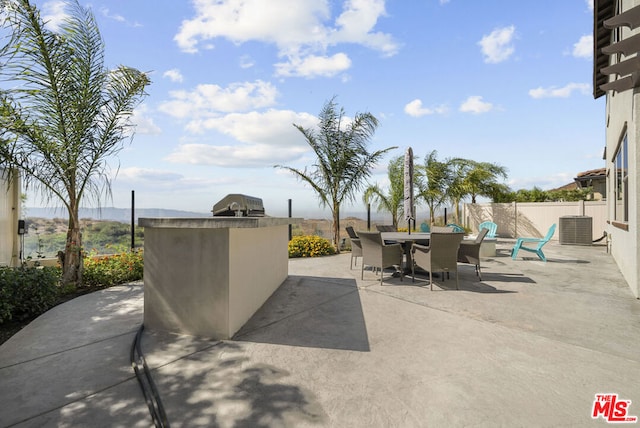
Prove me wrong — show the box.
[559,216,592,245]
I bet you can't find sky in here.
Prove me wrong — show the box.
[23,0,604,219]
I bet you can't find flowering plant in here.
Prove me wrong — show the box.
[288,235,336,258]
[83,246,144,287]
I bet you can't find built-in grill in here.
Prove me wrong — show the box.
[212,194,265,217]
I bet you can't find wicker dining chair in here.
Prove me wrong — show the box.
[411,232,464,290]
[358,231,404,285]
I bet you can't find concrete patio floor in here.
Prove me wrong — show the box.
[0,239,638,427]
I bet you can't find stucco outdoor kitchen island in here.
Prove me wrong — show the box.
[139,216,301,339]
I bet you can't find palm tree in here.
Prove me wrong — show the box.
[276,97,396,253]
[462,160,509,203]
[363,155,404,229]
[445,158,509,223]
[415,150,451,225]
[447,158,468,224]
[0,0,150,287]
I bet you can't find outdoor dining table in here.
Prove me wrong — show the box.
[380,232,431,244]
[380,232,431,272]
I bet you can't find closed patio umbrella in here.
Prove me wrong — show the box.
[404,147,414,234]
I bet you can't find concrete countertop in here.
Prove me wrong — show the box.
[138,216,302,229]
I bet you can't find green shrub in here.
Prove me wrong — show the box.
[0,266,60,323]
[288,235,336,258]
[82,248,144,287]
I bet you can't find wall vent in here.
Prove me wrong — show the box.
[559,216,593,245]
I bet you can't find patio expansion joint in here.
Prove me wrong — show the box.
[5,376,140,428]
[0,328,140,371]
[144,339,224,372]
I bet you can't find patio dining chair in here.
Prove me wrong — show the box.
[358,231,404,285]
[411,231,464,290]
[431,226,454,233]
[346,226,362,269]
[511,223,557,262]
[457,228,489,281]
[478,221,498,238]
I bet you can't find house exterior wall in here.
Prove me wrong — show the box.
[0,169,21,267]
[601,0,640,298]
[604,80,639,298]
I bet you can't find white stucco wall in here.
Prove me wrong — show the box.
[604,89,639,298]
[462,201,606,240]
[0,170,20,267]
[603,0,640,298]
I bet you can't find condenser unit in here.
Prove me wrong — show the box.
[559,216,592,245]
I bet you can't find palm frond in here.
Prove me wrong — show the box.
[277,97,397,250]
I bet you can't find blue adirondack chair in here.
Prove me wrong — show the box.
[511,224,557,262]
[446,223,464,233]
[419,222,430,233]
[478,221,498,238]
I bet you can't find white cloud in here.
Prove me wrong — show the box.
[174,0,398,77]
[331,0,397,57]
[403,99,448,117]
[100,7,125,22]
[174,0,329,53]
[41,1,68,31]
[165,109,318,167]
[528,83,590,99]
[239,55,255,69]
[43,2,141,32]
[163,69,184,83]
[478,26,516,64]
[118,167,183,182]
[185,109,317,144]
[586,0,594,12]
[131,104,161,135]
[100,6,142,27]
[572,35,592,59]
[166,142,309,167]
[459,96,493,114]
[116,167,232,192]
[157,81,322,168]
[158,80,278,119]
[275,53,351,78]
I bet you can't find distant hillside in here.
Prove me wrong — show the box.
[23,206,399,223]
[24,207,209,223]
[18,214,409,259]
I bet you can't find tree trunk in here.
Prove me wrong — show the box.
[454,201,461,224]
[333,205,341,254]
[61,212,83,288]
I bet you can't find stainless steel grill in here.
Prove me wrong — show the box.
[212,194,265,217]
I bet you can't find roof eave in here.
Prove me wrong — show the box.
[594,0,615,99]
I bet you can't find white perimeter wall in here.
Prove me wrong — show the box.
[0,170,20,267]
[462,201,607,240]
